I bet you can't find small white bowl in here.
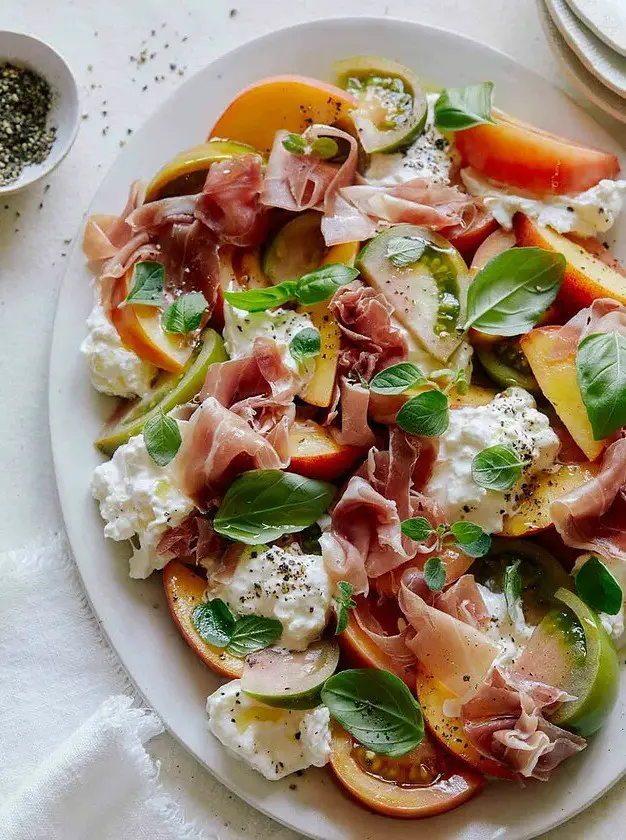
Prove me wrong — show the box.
[0,31,79,195]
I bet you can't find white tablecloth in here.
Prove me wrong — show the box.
[1,0,625,836]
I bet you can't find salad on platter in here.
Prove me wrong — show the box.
[81,56,626,818]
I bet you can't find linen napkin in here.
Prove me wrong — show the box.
[0,533,208,840]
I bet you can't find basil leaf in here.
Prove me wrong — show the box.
[294,263,359,306]
[575,556,623,616]
[386,235,427,268]
[424,557,446,592]
[504,559,522,619]
[396,390,449,437]
[162,292,208,334]
[464,248,565,336]
[226,615,283,657]
[143,410,182,467]
[334,581,357,635]
[370,362,428,395]
[124,260,165,307]
[282,133,308,155]
[471,444,525,491]
[321,669,425,757]
[191,599,236,648]
[577,331,626,440]
[290,327,321,362]
[401,516,434,542]
[223,282,296,313]
[310,137,339,159]
[449,521,491,558]
[213,469,336,544]
[434,82,495,131]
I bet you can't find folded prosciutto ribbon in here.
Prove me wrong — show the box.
[175,337,299,510]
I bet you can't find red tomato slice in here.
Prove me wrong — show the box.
[455,112,620,195]
[329,723,484,818]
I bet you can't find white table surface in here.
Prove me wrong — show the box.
[1,0,625,836]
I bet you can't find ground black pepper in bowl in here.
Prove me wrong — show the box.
[0,62,57,186]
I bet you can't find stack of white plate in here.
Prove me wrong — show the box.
[539,0,626,122]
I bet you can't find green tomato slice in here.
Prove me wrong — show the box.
[476,339,539,393]
[334,55,428,154]
[471,538,571,626]
[262,211,326,284]
[241,640,340,709]
[516,588,619,737]
[356,224,470,363]
[95,328,227,454]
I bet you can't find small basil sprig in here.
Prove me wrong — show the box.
[503,559,522,620]
[191,599,282,656]
[143,410,181,467]
[434,82,495,131]
[334,581,357,635]
[282,132,339,160]
[213,470,336,544]
[386,235,427,268]
[396,389,449,437]
[290,327,321,362]
[471,444,526,491]
[575,556,623,616]
[124,260,165,307]
[224,263,359,313]
[162,292,208,334]
[464,248,565,336]
[321,669,425,757]
[423,557,446,592]
[577,331,626,440]
[401,517,491,559]
[369,362,428,395]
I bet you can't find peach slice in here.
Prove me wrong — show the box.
[501,462,599,537]
[288,418,363,481]
[110,268,194,373]
[520,326,607,461]
[300,240,360,408]
[208,75,357,155]
[514,214,626,318]
[163,560,243,679]
[415,665,513,779]
[455,111,619,195]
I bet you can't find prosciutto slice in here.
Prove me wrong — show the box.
[176,397,286,510]
[127,193,198,231]
[550,297,626,360]
[261,124,359,215]
[334,378,375,448]
[461,668,586,781]
[196,154,269,247]
[353,603,417,683]
[156,512,221,564]
[399,575,498,699]
[329,280,409,380]
[83,180,146,263]
[328,178,476,242]
[321,430,441,593]
[551,437,626,560]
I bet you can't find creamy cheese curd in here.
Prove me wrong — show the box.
[206,679,331,780]
[212,543,332,651]
[365,93,455,186]
[91,429,193,579]
[477,584,535,668]
[425,388,560,533]
[573,554,626,647]
[81,302,157,398]
[461,167,626,237]
[222,301,316,390]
